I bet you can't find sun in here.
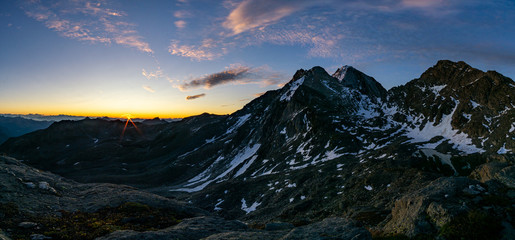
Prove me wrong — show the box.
[120,114,141,140]
[121,113,133,120]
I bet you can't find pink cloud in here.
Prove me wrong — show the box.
[142,85,155,93]
[23,0,152,53]
[223,0,309,35]
[174,20,186,29]
[168,40,220,61]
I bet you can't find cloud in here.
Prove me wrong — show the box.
[254,92,266,97]
[186,93,206,100]
[401,0,445,8]
[142,68,164,80]
[176,64,284,90]
[174,20,186,28]
[142,85,155,93]
[168,40,221,61]
[223,0,312,35]
[174,10,191,18]
[22,0,152,53]
[179,65,252,90]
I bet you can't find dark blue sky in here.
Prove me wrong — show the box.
[1,0,514,117]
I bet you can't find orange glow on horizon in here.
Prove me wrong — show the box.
[0,110,232,119]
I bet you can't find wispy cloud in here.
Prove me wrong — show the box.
[142,85,155,93]
[22,0,153,53]
[142,68,163,80]
[174,10,191,18]
[166,0,476,63]
[186,93,206,100]
[174,20,186,28]
[223,0,311,35]
[168,40,221,61]
[177,64,284,90]
[254,92,266,97]
[401,0,445,8]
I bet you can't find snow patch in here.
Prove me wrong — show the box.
[205,137,216,144]
[214,199,224,211]
[323,147,345,161]
[470,100,480,109]
[241,198,261,214]
[280,76,304,101]
[429,85,446,95]
[172,144,261,192]
[234,155,259,177]
[226,114,251,134]
[497,144,511,154]
[405,102,484,154]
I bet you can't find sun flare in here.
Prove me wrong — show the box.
[120,114,141,139]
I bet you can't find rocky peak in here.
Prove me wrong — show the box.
[332,65,387,99]
[415,60,484,88]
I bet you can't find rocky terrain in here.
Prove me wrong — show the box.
[0,60,514,239]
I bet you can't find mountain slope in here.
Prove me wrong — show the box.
[0,60,513,239]
[0,116,52,144]
[388,60,514,154]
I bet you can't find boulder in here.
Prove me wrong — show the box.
[96,216,247,240]
[494,166,515,188]
[470,162,508,182]
[383,177,474,237]
[18,222,37,229]
[280,217,371,240]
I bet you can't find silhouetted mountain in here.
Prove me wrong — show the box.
[0,116,52,144]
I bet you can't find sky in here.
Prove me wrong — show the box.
[0,0,514,118]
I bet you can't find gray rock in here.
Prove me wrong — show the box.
[96,216,248,240]
[384,177,474,237]
[0,156,205,217]
[426,202,461,228]
[501,221,515,240]
[0,230,12,240]
[30,234,51,240]
[280,217,371,240]
[495,166,515,188]
[470,162,508,182]
[265,222,295,231]
[18,221,38,229]
[203,231,287,240]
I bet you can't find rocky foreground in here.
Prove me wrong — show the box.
[0,155,373,239]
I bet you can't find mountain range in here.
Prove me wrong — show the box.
[0,60,513,239]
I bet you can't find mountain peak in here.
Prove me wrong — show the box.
[414,60,514,90]
[332,65,387,99]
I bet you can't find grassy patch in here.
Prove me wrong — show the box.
[1,202,188,240]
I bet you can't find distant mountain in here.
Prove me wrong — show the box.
[0,116,53,144]
[1,60,513,239]
[0,113,181,122]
